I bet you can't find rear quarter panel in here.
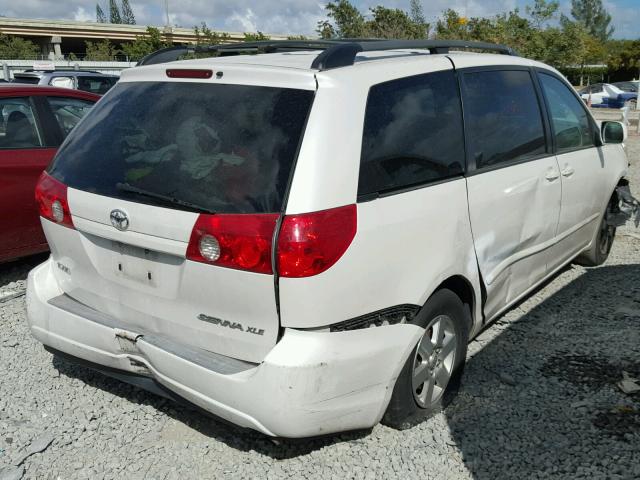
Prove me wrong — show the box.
[281,57,482,333]
[279,180,482,335]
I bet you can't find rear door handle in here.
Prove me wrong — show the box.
[561,165,575,177]
[545,169,560,181]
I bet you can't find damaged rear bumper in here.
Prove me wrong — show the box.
[26,259,423,438]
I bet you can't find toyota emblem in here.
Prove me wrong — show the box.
[110,209,130,231]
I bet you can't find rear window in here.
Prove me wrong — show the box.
[76,76,117,94]
[11,76,40,85]
[49,82,314,214]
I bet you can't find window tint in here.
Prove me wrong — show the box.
[76,76,116,95]
[539,73,595,152]
[463,70,546,169]
[0,97,43,149]
[49,82,314,214]
[11,76,40,85]
[47,97,95,138]
[359,70,465,196]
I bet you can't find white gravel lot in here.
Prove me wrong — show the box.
[1,136,639,480]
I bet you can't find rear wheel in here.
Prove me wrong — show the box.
[383,289,470,429]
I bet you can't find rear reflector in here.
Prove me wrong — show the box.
[166,69,213,79]
[35,172,74,229]
[277,205,357,278]
[186,214,279,274]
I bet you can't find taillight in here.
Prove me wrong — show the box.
[186,214,279,274]
[277,205,357,278]
[35,172,74,229]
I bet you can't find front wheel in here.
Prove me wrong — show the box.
[382,289,470,429]
[576,197,617,267]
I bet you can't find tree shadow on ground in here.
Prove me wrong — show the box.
[445,264,640,479]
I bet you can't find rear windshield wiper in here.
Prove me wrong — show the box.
[116,183,216,214]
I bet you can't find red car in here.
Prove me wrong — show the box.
[0,85,100,263]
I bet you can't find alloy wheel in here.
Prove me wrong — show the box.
[412,314,457,408]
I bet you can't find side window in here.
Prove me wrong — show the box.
[47,97,95,138]
[0,97,43,149]
[538,73,596,152]
[359,70,465,196]
[462,70,546,169]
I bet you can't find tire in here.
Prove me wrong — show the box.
[576,198,617,267]
[382,289,470,429]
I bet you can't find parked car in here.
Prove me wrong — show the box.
[27,40,632,438]
[578,82,637,109]
[613,80,639,93]
[0,84,99,263]
[11,70,118,95]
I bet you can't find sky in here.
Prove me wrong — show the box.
[0,0,638,39]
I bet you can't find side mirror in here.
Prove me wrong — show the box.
[601,121,626,144]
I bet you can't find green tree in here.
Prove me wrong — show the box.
[85,39,119,60]
[570,0,613,42]
[367,6,427,39]
[317,0,428,40]
[121,26,168,60]
[109,0,121,24]
[121,0,135,25]
[409,0,426,25]
[96,4,106,23]
[193,22,230,46]
[317,0,367,39]
[435,9,471,40]
[287,35,308,41]
[243,32,270,42]
[526,0,559,28]
[608,40,640,75]
[0,34,40,59]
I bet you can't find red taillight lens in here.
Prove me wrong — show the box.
[35,172,74,228]
[166,69,213,79]
[186,213,279,274]
[277,205,357,278]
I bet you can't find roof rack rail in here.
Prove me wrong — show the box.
[137,39,517,70]
[137,40,341,66]
[312,40,517,70]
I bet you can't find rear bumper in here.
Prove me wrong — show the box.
[26,259,423,438]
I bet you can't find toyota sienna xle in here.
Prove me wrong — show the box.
[27,40,632,438]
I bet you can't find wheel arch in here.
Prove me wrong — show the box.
[431,275,477,331]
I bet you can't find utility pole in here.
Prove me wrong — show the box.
[163,0,172,36]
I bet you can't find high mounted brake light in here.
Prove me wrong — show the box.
[35,172,74,229]
[166,69,213,79]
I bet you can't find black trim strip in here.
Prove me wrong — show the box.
[329,304,420,332]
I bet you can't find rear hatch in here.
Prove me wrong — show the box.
[41,76,315,362]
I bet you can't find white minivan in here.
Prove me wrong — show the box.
[27,40,632,438]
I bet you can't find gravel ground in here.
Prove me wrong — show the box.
[1,137,639,480]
